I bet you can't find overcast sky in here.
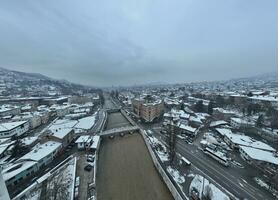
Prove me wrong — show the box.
[0,0,277,87]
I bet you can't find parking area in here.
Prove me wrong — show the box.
[75,152,95,200]
[97,133,173,200]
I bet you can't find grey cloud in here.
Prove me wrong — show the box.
[0,0,277,86]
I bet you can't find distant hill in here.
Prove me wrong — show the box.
[0,67,97,96]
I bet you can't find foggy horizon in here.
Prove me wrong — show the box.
[0,0,278,87]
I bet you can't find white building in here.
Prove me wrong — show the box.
[0,121,29,138]
[75,135,92,149]
[18,141,62,168]
[240,146,278,170]
[2,141,61,187]
[13,112,42,129]
[230,117,255,129]
[0,105,20,118]
[0,169,10,200]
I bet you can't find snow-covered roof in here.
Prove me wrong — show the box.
[0,121,27,132]
[74,116,96,130]
[210,120,228,127]
[0,138,10,144]
[0,142,14,155]
[178,124,196,133]
[90,136,100,149]
[19,141,61,162]
[216,128,275,152]
[21,136,38,146]
[50,128,73,139]
[231,117,254,125]
[240,146,278,165]
[75,135,91,143]
[49,119,78,132]
[249,96,278,102]
[2,161,37,181]
[213,107,236,114]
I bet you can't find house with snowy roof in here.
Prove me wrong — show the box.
[0,121,29,138]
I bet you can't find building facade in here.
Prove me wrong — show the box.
[132,97,164,122]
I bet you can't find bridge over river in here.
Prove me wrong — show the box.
[96,96,173,200]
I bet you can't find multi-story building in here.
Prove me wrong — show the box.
[0,121,29,138]
[0,105,20,118]
[2,141,62,187]
[132,95,164,122]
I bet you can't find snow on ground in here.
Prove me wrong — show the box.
[24,189,41,200]
[75,115,96,130]
[46,158,76,200]
[189,175,229,200]
[167,166,185,184]
[147,134,169,162]
[254,177,278,199]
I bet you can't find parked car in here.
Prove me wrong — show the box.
[84,164,93,171]
[87,155,95,162]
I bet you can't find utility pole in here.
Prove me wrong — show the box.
[167,114,178,164]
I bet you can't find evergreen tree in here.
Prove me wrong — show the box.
[195,100,204,112]
[256,114,264,128]
[208,101,214,115]
[271,112,278,130]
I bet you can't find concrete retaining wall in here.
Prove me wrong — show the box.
[120,109,137,126]
[120,109,184,199]
[140,130,184,200]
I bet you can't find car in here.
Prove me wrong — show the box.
[120,132,125,137]
[84,164,93,171]
[87,157,94,162]
[75,176,80,187]
[109,135,115,139]
[87,154,95,162]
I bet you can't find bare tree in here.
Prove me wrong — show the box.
[46,171,71,200]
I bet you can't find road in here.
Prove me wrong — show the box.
[151,130,275,200]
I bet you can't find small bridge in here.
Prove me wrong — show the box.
[99,125,140,137]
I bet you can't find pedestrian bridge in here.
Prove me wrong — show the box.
[99,125,140,137]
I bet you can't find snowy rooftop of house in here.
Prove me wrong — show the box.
[0,106,15,113]
[50,128,72,139]
[210,120,228,127]
[0,121,27,132]
[231,117,254,124]
[49,119,78,132]
[0,142,14,155]
[0,138,10,144]
[189,115,204,124]
[178,124,196,133]
[74,116,96,130]
[90,136,100,149]
[75,135,91,143]
[213,107,236,114]
[19,141,61,162]
[2,160,37,181]
[240,146,278,165]
[216,128,275,152]
[21,136,38,146]
[249,96,278,102]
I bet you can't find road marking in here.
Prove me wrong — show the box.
[176,143,259,200]
[153,134,260,200]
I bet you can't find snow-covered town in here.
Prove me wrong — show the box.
[1,1,278,200]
